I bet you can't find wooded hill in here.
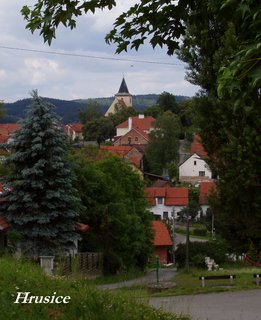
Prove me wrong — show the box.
[2,94,189,124]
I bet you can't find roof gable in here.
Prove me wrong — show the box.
[152,221,173,246]
[116,116,155,131]
[199,181,216,204]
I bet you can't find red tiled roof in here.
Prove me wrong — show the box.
[191,134,208,158]
[64,123,83,133]
[152,221,173,246]
[145,187,189,206]
[0,124,21,143]
[199,181,216,205]
[116,116,155,131]
[165,188,189,206]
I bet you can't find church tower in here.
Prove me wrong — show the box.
[105,77,133,116]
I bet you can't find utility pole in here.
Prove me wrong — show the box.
[172,207,176,265]
[185,209,190,272]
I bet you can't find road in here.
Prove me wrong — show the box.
[97,268,176,290]
[149,289,261,320]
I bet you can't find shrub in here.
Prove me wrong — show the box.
[193,227,207,237]
[176,239,229,268]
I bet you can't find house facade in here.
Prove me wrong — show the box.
[179,153,212,183]
[145,187,189,220]
[64,123,84,141]
[114,127,149,146]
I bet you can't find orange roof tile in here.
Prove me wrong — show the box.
[0,124,21,143]
[145,187,189,206]
[116,116,155,131]
[191,134,208,157]
[165,187,189,206]
[152,221,173,246]
[199,181,216,205]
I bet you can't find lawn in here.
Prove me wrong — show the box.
[115,265,261,298]
[0,256,190,320]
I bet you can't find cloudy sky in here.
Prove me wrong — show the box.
[0,1,199,103]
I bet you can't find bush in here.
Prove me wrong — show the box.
[193,227,207,237]
[176,239,229,268]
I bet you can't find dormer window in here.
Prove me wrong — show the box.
[157,197,163,205]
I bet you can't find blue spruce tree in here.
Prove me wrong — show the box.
[2,91,80,256]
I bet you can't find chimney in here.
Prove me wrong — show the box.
[128,117,132,131]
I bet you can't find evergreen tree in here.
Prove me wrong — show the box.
[1,91,80,256]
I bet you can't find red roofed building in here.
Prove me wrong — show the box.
[100,145,145,170]
[64,123,84,141]
[116,115,155,137]
[0,124,21,144]
[152,220,173,264]
[199,181,216,214]
[191,134,208,158]
[145,187,189,220]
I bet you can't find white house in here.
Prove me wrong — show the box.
[145,187,189,220]
[179,153,212,183]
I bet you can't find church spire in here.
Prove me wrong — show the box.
[117,77,130,95]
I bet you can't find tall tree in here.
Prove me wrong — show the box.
[157,91,179,114]
[71,151,153,274]
[146,111,180,176]
[79,99,103,124]
[1,91,81,256]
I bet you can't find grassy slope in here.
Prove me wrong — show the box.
[0,256,190,320]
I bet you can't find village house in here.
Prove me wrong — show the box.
[145,187,189,220]
[152,220,173,264]
[179,134,213,183]
[64,123,84,142]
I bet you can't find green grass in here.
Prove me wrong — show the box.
[114,265,261,299]
[0,256,190,320]
[150,266,261,297]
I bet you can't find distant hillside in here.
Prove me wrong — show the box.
[2,94,189,124]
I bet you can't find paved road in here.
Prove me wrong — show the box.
[149,289,261,320]
[97,268,176,290]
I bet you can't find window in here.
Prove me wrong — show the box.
[157,197,163,205]
[135,136,138,142]
[128,137,131,144]
[194,160,197,165]
[163,212,169,220]
[199,171,205,176]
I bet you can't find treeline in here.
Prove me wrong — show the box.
[1,94,189,124]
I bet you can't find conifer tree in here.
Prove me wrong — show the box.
[2,91,80,256]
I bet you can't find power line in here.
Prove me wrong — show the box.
[0,45,183,67]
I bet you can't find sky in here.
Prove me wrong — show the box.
[0,1,199,103]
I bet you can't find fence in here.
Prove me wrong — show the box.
[54,252,103,277]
